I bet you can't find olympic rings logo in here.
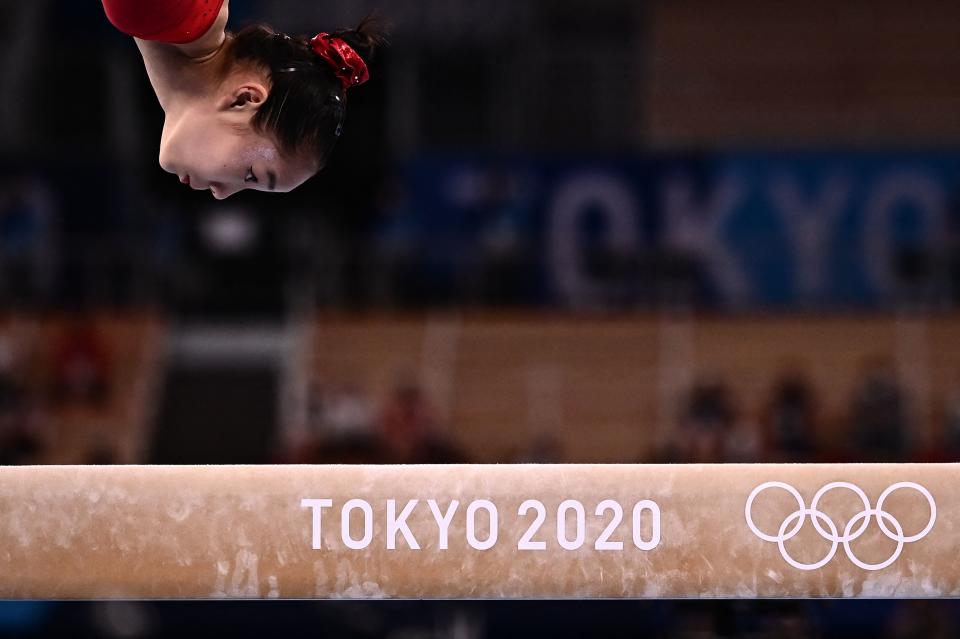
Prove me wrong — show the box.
[745,481,936,571]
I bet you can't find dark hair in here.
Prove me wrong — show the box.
[227,15,389,168]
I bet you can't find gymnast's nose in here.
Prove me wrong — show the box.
[158,147,178,175]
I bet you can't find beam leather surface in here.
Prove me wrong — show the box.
[0,464,953,599]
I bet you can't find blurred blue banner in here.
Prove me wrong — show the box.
[380,153,960,308]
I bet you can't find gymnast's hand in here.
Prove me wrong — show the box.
[101,0,387,199]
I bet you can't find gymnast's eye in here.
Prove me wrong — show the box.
[244,167,258,184]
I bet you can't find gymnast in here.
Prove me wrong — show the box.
[101,0,386,198]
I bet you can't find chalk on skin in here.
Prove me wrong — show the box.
[0,464,952,598]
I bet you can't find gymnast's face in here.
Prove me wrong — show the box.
[158,79,317,199]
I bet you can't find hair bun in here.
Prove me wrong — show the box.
[330,13,391,63]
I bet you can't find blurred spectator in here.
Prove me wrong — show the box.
[379,378,434,462]
[280,378,330,464]
[320,382,376,442]
[659,378,736,463]
[283,379,382,464]
[378,376,464,463]
[762,372,818,461]
[849,359,908,462]
[51,317,112,409]
[724,417,761,463]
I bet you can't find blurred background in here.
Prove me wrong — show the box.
[1,0,960,636]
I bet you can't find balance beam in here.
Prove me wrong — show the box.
[0,464,953,599]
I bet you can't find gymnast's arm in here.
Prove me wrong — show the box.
[153,0,231,60]
[135,1,230,108]
[101,0,231,109]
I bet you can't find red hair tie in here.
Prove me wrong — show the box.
[310,33,370,91]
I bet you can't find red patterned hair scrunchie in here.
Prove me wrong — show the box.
[310,33,370,91]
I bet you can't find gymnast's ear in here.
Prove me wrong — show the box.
[220,83,268,111]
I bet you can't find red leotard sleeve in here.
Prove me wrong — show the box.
[102,0,226,44]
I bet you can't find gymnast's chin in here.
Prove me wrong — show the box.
[101,0,388,198]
